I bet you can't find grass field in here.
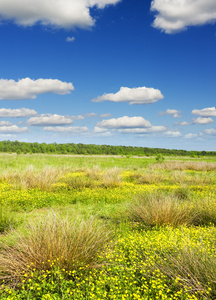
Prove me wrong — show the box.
[0,153,216,299]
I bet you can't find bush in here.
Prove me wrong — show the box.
[155,154,165,163]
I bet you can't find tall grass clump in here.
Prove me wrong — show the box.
[127,192,197,227]
[100,168,122,188]
[0,212,112,282]
[1,165,62,190]
[154,243,216,299]
[193,197,216,226]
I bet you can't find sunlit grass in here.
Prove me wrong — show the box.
[0,155,216,299]
[0,212,112,285]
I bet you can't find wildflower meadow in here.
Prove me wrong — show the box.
[0,153,216,299]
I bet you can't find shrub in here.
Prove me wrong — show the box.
[155,154,165,163]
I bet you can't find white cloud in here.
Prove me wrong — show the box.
[118,126,167,134]
[92,86,164,105]
[93,126,112,136]
[66,36,75,42]
[193,117,214,125]
[0,78,74,100]
[151,0,216,33]
[185,133,199,139]
[0,108,37,117]
[0,125,29,133]
[82,112,98,118]
[97,116,152,129]
[72,115,85,120]
[94,126,108,133]
[159,108,181,118]
[0,0,120,29]
[100,113,112,118]
[174,121,190,126]
[27,114,76,126]
[192,107,216,117]
[164,130,182,137]
[0,121,12,126]
[204,128,216,135]
[43,126,89,133]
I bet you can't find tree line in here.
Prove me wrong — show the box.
[0,140,215,157]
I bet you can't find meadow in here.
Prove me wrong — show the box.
[0,153,216,299]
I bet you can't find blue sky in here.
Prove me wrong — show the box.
[0,0,215,150]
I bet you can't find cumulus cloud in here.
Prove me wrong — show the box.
[0,125,29,133]
[43,126,89,133]
[204,128,216,135]
[92,86,164,105]
[185,133,199,139]
[94,126,109,133]
[192,107,216,117]
[66,36,75,42]
[151,0,216,33]
[0,0,120,29]
[192,117,214,125]
[0,121,12,126]
[27,114,78,126]
[0,78,74,100]
[159,109,181,118]
[118,126,167,134]
[97,116,152,129]
[164,130,182,137]
[0,108,37,117]
[93,126,112,136]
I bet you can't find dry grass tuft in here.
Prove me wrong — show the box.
[156,161,216,171]
[1,165,62,190]
[127,169,166,184]
[0,212,112,282]
[100,168,122,188]
[193,197,216,226]
[127,192,197,227]
[155,244,216,299]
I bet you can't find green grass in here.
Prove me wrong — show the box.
[0,154,216,299]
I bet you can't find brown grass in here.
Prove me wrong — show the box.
[1,165,62,190]
[100,168,122,188]
[155,161,216,171]
[126,169,166,184]
[0,212,112,282]
[155,244,216,299]
[127,192,197,227]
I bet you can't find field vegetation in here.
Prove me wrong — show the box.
[0,153,216,299]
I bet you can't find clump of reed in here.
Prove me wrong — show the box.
[0,165,62,190]
[0,212,112,283]
[154,243,216,299]
[127,192,197,228]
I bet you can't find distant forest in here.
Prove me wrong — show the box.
[0,140,215,157]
